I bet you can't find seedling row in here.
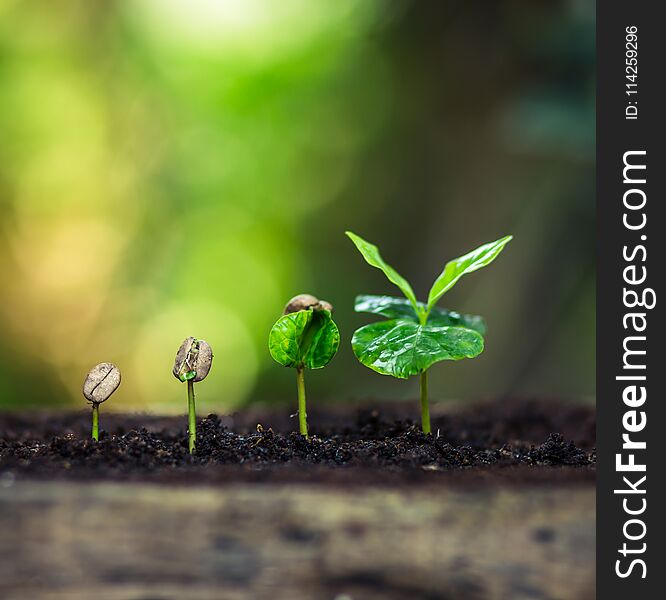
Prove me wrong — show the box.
[83,232,511,452]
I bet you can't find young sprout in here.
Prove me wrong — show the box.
[173,337,213,453]
[269,294,340,437]
[83,362,121,441]
[346,231,512,434]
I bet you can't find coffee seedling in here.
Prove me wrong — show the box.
[83,362,121,441]
[173,337,213,453]
[346,231,512,434]
[269,294,340,437]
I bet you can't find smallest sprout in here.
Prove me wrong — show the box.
[83,362,121,441]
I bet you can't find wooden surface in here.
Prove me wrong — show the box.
[0,480,595,600]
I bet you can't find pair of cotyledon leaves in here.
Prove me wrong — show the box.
[269,232,512,379]
[269,307,341,370]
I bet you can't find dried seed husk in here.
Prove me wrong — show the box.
[283,294,334,315]
[193,339,213,382]
[83,362,121,404]
[173,337,213,383]
[283,294,319,315]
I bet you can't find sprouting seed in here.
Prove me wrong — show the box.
[83,362,121,441]
[269,294,340,437]
[173,337,213,453]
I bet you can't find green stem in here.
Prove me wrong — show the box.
[420,370,431,434]
[296,366,308,438]
[91,403,99,441]
[187,379,196,453]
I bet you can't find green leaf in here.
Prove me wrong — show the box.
[354,294,486,335]
[269,308,340,369]
[427,309,486,336]
[426,235,513,312]
[351,319,484,379]
[346,231,421,316]
[354,294,418,320]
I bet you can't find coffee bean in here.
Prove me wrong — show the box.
[283,294,334,315]
[173,337,213,383]
[83,363,121,404]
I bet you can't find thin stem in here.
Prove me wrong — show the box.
[91,403,100,441]
[187,379,196,453]
[420,371,431,434]
[296,366,308,438]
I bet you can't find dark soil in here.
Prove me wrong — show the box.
[0,398,595,487]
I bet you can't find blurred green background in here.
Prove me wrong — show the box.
[0,0,594,413]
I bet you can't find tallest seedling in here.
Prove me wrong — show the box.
[346,231,512,433]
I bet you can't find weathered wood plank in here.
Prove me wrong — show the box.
[0,481,594,600]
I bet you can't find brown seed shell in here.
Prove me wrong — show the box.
[283,294,320,315]
[193,339,213,382]
[82,362,121,404]
[283,294,334,315]
[173,337,213,382]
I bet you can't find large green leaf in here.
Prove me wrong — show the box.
[354,294,486,335]
[269,308,340,369]
[346,231,421,316]
[351,319,484,379]
[426,235,513,312]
